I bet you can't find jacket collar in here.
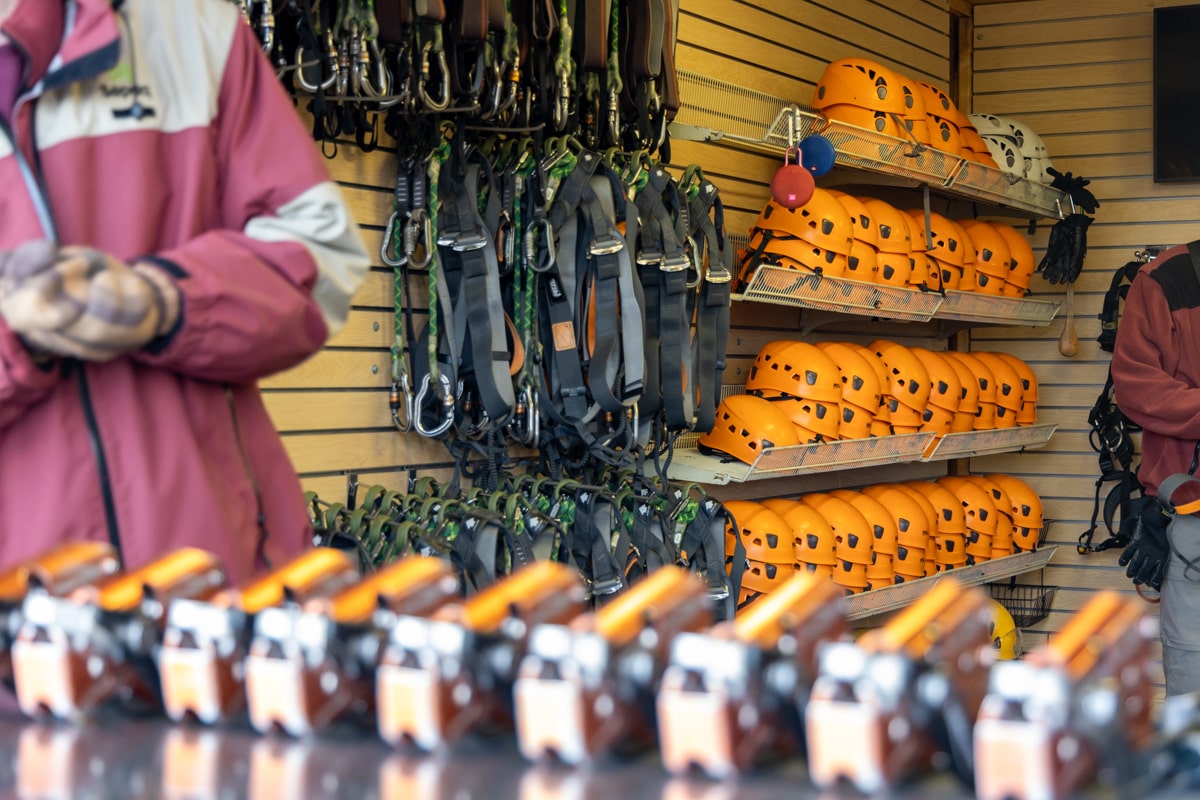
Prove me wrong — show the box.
[2,0,119,94]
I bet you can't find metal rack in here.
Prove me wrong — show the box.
[659,384,1058,485]
[923,422,1058,461]
[671,69,1062,219]
[735,265,1062,328]
[662,431,937,486]
[845,547,1058,622]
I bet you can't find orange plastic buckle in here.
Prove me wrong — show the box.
[0,542,119,682]
[12,547,226,718]
[513,566,713,765]
[158,548,361,725]
[243,556,458,736]
[806,578,993,794]
[657,572,847,778]
[974,590,1156,800]
[376,560,587,750]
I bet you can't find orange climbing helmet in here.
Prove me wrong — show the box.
[698,394,801,464]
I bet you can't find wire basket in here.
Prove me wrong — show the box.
[989,581,1059,628]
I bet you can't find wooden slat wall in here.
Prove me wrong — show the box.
[970,0,1200,684]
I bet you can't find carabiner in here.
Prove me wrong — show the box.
[256,0,275,55]
[391,373,415,433]
[414,373,455,438]
[419,41,451,112]
[406,209,433,269]
[523,217,556,273]
[381,211,405,267]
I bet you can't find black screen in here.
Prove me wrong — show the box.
[1155,5,1200,182]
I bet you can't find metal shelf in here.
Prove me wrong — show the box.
[845,546,1058,622]
[734,266,942,322]
[938,290,1061,327]
[673,69,1062,220]
[734,264,1061,329]
[659,432,936,486]
[922,422,1058,462]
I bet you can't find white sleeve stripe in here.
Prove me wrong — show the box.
[243,181,371,337]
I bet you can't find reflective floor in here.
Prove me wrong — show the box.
[0,714,1147,800]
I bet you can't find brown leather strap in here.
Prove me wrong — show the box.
[659,0,680,117]
[574,0,611,71]
[487,0,508,31]
[374,0,410,39]
[452,0,490,40]
[415,0,447,22]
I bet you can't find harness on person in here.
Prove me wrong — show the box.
[1077,254,1148,554]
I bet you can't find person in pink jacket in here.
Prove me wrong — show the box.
[0,0,370,586]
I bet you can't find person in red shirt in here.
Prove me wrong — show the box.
[1112,241,1200,695]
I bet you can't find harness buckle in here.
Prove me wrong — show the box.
[660,254,690,273]
[589,234,625,256]
[439,231,490,252]
[635,249,664,266]
[706,267,733,284]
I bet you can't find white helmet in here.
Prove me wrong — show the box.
[982,135,1022,178]
[968,113,1014,140]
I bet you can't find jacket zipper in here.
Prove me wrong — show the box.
[77,366,123,555]
[225,386,271,569]
[2,35,123,559]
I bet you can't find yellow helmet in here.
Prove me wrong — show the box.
[988,599,1023,660]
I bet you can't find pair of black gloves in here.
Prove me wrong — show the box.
[1037,168,1101,286]
[1119,496,1172,591]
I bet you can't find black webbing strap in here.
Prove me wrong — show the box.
[678,497,743,621]
[635,165,692,431]
[573,0,612,71]
[542,151,604,428]
[437,150,516,426]
[569,487,625,597]
[1097,260,1142,353]
[686,177,731,433]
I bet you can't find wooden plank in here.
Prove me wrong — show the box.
[974,37,1149,71]
[282,430,453,475]
[973,16,1149,50]
[264,389,392,433]
[263,350,390,391]
[975,0,1153,25]
[975,60,1150,94]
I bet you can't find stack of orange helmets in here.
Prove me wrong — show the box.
[815,341,882,440]
[905,480,970,573]
[742,190,1039,299]
[741,187,855,283]
[726,474,1045,605]
[803,493,875,595]
[744,340,843,443]
[867,339,933,435]
[810,56,997,168]
[699,340,1040,466]
[988,473,1045,552]
[724,500,800,607]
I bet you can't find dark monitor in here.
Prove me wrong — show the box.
[1155,4,1200,182]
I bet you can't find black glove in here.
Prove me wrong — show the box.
[1047,167,1101,214]
[1037,213,1092,285]
[1118,497,1171,591]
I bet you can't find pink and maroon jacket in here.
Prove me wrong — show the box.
[0,0,369,585]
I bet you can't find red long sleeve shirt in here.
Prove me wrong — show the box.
[1111,242,1200,497]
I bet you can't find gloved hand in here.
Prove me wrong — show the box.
[1118,497,1171,592]
[0,240,180,361]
